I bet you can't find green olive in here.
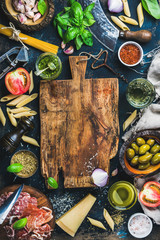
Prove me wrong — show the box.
[130,156,139,166]
[136,137,145,146]
[138,153,152,164]
[13,218,27,230]
[126,148,135,159]
[138,162,150,170]
[151,153,160,165]
[147,139,155,146]
[150,144,160,154]
[7,163,23,173]
[131,143,139,154]
[139,144,150,155]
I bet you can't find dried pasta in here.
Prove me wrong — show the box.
[6,108,17,127]
[9,107,31,114]
[137,3,144,28]
[87,217,106,230]
[22,135,40,147]
[13,110,37,118]
[29,70,34,94]
[16,93,38,108]
[0,94,18,102]
[111,16,130,31]
[118,16,138,25]
[122,0,131,17]
[0,107,6,126]
[7,95,29,106]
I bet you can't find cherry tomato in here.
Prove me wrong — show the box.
[5,68,31,95]
[139,181,160,208]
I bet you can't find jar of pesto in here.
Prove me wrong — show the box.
[35,52,62,80]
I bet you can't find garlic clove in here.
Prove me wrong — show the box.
[61,41,66,50]
[33,12,41,22]
[25,11,34,19]
[63,46,74,55]
[111,168,118,177]
[91,168,108,187]
[17,13,27,24]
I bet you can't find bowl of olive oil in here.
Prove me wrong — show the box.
[108,181,137,210]
[126,78,155,108]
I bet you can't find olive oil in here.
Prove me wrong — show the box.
[108,181,137,210]
[126,78,155,108]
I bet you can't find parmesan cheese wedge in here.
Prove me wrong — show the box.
[123,110,137,131]
[56,194,96,237]
[103,208,114,231]
[87,217,106,230]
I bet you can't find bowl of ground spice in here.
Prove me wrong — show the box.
[10,150,38,178]
[118,41,143,67]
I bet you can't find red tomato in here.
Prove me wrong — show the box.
[5,68,31,95]
[139,181,160,208]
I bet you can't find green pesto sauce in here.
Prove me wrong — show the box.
[38,55,60,77]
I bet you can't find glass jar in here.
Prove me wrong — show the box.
[35,52,62,80]
[126,78,155,108]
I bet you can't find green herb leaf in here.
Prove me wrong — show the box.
[48,177,58,189]
[141,0,160,19]
[64,7,71,12]
[84,12,94,20]
[81,29,93,46]
[70,2,83,26]
[75,35,83,50]
[7,163,23,173]
[83,18,95,27]
[38,0,47,15]
[84,3,95,13]
[68,0,75,6]
[64,27,78,43]
[13,218,27,230]
[57,25,63,38]
[56,15,68,30]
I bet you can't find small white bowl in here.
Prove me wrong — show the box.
[128,213,153,238]
[118,41,143,67]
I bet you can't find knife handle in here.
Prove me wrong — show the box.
[119,30,152,43]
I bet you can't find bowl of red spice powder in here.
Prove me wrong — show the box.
[118,41,143,67]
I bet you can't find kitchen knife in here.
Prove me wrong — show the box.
[79,0,152,52]
[0,184,24,224]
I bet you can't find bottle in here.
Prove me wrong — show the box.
[0,117,34,156]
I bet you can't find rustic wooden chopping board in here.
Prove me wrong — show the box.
[40,56,119,188]
[0,185,55,240]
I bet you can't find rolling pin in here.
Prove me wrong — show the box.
[119,30,152,43]
[0,24,59,54]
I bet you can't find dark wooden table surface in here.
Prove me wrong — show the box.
[0,0,160,239]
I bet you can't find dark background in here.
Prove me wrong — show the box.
[0,0,160,239]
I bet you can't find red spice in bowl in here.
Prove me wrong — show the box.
[118,41,143,67]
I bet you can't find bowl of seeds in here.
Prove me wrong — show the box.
[10,150,38,178]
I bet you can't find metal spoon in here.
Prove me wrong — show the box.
[35,62,56,76]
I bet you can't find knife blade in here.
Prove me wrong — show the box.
[79,0,152,51]
[0,184,24,224]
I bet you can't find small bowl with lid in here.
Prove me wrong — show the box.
[10,150,38,178]
[128,213,153,238]
[118,41,143,67]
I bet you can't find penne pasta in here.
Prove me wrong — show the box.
[29,70,34,94]
[0,94,18,102]
[6,108,17,127]
[0,106,6,126]
[7,95,29,106]
[122,0,131,17]
[16,93,38,108]
[137,3,144,28]
[9,107,31,114]
[111,16,130,31]
[118,16,138,25]
[13,110,37,118]
[22,135,40,147]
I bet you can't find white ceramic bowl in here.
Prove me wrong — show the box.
[118,41,143,67]
[128,213,153,238]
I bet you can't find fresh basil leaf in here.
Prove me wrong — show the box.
[142,0,160,19]
[38,0,47,16]
[53,18,57,28]
[75,35,83,50]
[70,2,83,26]
[64,27,78,43]
[83,18,95,27]
[81,29,93,46]
[68,0,75,6]
[57,25,63,39]
[64,7,71,12]
[84,12,94,20]
[56,15,68,30]
[84,3,95,13]
[61,12,70,19]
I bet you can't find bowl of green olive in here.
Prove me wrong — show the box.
[119,131,160,177]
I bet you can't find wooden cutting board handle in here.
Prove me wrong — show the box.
[69,56,88,81]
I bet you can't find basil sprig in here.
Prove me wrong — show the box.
[38,0,47,15]
[54,0,95,50]
[141,0,160,19]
